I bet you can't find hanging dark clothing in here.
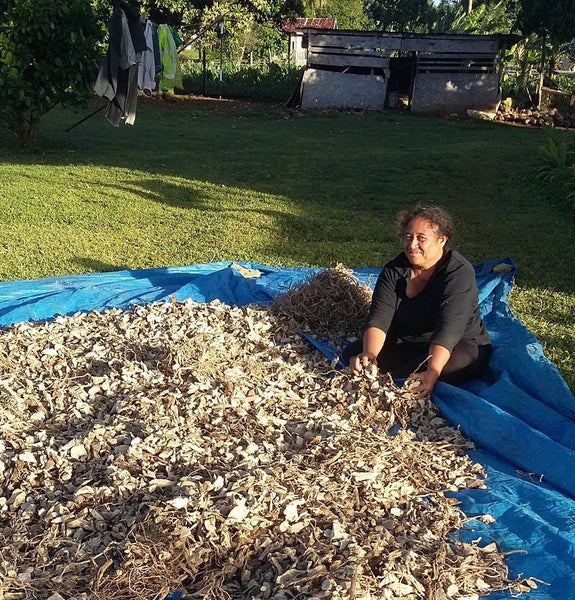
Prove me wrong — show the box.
[122,2,147,53]
[152,24,162,74]
[94,1,147,126]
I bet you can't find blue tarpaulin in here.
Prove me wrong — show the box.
[0,259,573,598]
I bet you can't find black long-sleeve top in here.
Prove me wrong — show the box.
[366,248,490,352]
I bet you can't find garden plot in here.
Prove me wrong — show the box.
[0,272,535,600]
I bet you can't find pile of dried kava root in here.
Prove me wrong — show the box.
[0,267,536,600]
[270,264,373,339]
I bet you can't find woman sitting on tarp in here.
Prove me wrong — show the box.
[343,204,492,396]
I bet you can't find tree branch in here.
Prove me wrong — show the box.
[177,15,225,54]
[40,102,60,117]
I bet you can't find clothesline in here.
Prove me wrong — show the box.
[71,2,228,131]
[93,1,183,127]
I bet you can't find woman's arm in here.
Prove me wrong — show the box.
[351,258,402,376]
[409,343,451,396]
[430,258,478,352]
[350,327,386,375]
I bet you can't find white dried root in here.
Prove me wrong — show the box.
[0,298,535,600]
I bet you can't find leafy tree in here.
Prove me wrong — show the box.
[364,0,431,32]
[0,0,104,145]
[517,0,575,44]
[303,0,371,29]
[430,0,516,34]
[329,0,371,29]
[98,0,305,66]
[110,0,305,27]
[190,1,292,66]
[516,0,575,106]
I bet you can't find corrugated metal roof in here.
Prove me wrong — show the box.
[282,17,337,33]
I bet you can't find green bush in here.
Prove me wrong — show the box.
[501,71,537,107]
[535,122,574,179]
[181,61,304,101]
[501,69,575,109]
[0,0,104,145]
[535,121,575,209]
[552,74,575,95]
[179,49,200,72]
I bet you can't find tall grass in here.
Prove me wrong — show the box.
[181,61,303,101]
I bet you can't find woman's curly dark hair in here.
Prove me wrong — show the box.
[395,204,454,243]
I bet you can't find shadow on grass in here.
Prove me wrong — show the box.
[533,330,575,390]
[0,101,574,293]
[74,258,131,273]
[92,176,399,268]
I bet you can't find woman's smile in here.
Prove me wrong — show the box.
[403,217,446,270]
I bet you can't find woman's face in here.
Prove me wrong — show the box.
[403,217,447,270]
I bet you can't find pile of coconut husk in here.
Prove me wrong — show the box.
[494,106,575,129]
[0,289,537,599]
[270,264,373,339]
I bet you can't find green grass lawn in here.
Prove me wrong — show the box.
[1,98,574,391]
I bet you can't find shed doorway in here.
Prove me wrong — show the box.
[387,53,416,109]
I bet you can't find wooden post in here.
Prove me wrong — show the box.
[408,51,417,110]
[202,47,207,96]
[537,32,546,109]
[219,35,223,100]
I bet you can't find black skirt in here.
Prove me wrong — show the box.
[342,337,492,385]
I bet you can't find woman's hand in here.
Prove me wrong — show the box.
[407,369,439,397]
[350,328,386,376]
[407,345,450,397]
[350,352,377,376]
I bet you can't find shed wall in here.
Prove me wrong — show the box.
[400,37,499,53]
[411,72,500,113]
[301,69,386,109]
[290,33,307,66]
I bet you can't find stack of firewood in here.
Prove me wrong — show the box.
[494,106,575,128]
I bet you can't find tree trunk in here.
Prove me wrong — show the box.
[537,33,547,109]
[10,113,39,147]
[516,38,536,104]
[467,0,473,15]
[237,44,245,68]
[202,47,207,96]
[547,51,556,84]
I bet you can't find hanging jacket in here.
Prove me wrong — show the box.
[152,23,162,74]
[94,1,147,126]
[158,24,183,92]
[138,19,157,95]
